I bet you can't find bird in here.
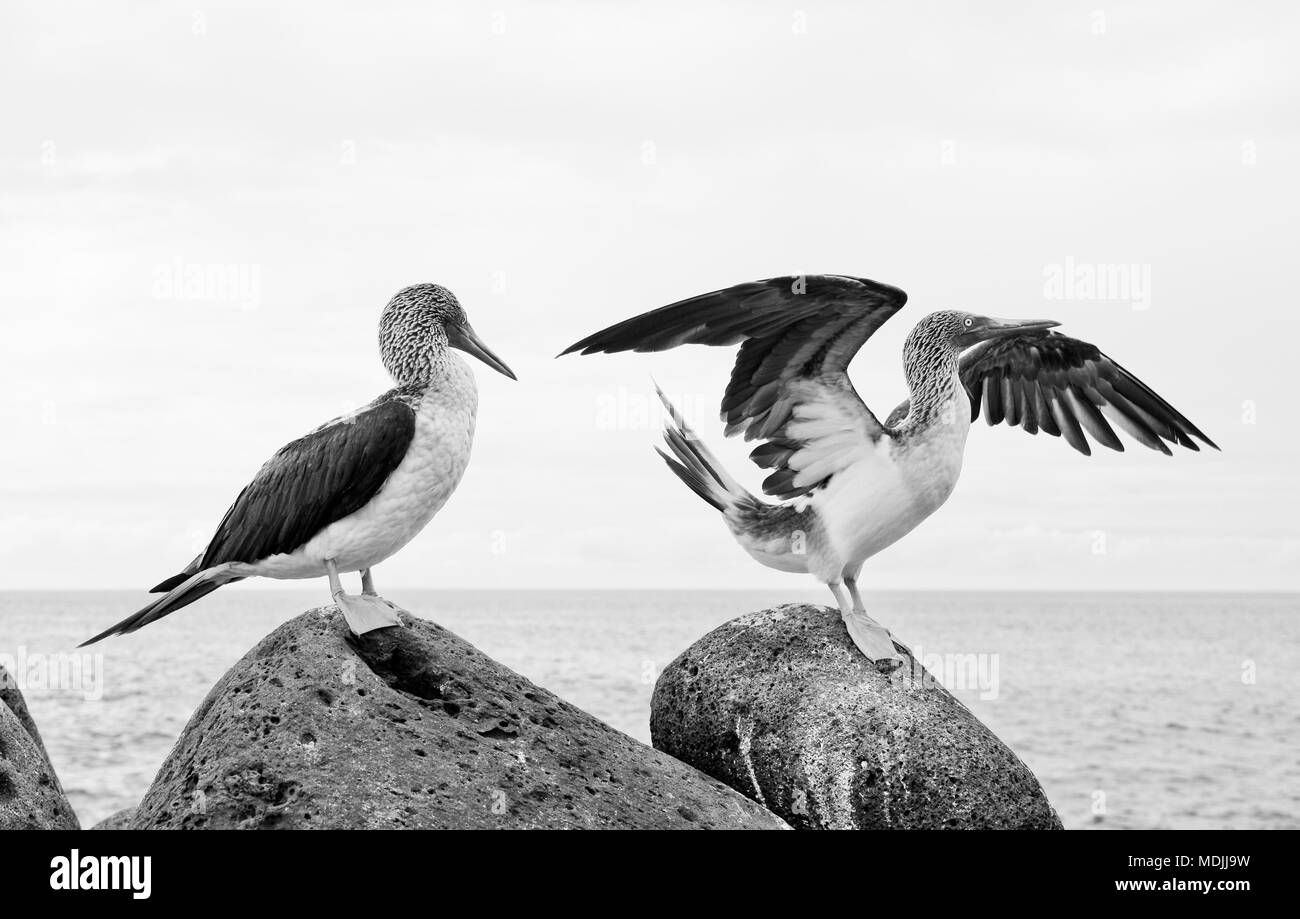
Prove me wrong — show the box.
[560,274,1217,669]
[82,283,516,646]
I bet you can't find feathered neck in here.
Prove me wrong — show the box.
[899,327,961,430]
[379,311,449,387]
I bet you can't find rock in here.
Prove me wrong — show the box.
[0,664,80,829]
[91,807,136,830]
[0,664,53,766]
[130,607,788,829]
[651,604,1062,830]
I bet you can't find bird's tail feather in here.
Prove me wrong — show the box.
[654,384,754,516]
[150,553,204,593]
[80,565,242,646]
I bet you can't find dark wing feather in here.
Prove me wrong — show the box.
[198,394,417,567]
[959,331,1218,456]
[561,275,907,498]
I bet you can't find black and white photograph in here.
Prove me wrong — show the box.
[0,0,1292,899]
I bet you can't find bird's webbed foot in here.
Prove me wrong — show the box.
[834,578,902,672]
[841,610,902,672]
[333,591,406,635]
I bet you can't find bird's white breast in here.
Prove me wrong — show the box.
[251,355,479,579]
[816,383,971,570]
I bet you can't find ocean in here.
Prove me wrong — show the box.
[1,589,1296,830]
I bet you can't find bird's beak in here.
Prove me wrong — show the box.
[449,323,517,380]
[959,316,1060,348]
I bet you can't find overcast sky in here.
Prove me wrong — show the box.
[1,1,1296,592]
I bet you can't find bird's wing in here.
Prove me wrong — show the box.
[561,274,907,498]
[957,330,1218,456]
[197,392,418,567]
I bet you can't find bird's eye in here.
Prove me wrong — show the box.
[964,317,973,327]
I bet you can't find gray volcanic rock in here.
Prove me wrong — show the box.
[0,664,79,829]
[91,807,137,830]
[651,604,1062,830]
[129,607,788,829]
[0,664,53,767]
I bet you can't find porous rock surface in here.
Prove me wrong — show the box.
[128,607,789,829]
[652,604,1062,830]
[0,664,79,829]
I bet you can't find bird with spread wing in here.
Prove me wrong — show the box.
[561,275,1217,670]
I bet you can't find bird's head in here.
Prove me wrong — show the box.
[913,310,1061,351]
[379,283,517,385]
